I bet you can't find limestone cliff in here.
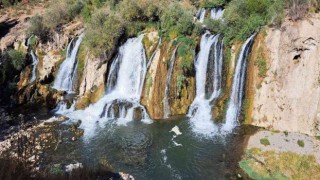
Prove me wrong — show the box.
[141,33,196,119]
[249,15,320,136]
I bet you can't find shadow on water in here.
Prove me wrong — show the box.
[0,19,18,39]
[41,116,258,180]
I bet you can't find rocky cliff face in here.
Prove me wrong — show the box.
[141,33,196,119]
[249,15,320,136]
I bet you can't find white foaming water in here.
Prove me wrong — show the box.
[56,35,152,138]
[188,32,220,137]
[29,50,38,83]
[170,126,182,136]
[54,101,75,114]
[53,34,84,93]
[221,34,256,133]
[210,7,224,20]
[209,37,224,101]
[27,36,38,83]
[163,46,178,118]
[198,8,206,23]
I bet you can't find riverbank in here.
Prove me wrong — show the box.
[240,130,320,179]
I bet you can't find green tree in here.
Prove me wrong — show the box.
[8,49,26,71]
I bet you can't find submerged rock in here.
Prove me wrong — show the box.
[119,172,135,180]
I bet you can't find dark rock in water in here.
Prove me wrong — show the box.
[112,129,152,166]
[133,107,143,121]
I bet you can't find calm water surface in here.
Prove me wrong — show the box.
[44,116,256,179]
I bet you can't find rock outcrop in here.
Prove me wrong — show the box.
[250,15,320,136]
[141,33,196,119]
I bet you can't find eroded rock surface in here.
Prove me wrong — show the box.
[251,16,320,136]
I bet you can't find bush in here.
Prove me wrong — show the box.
[1,0,19,7]
[255,57,267,77]
[260,138,270,146]
[67,0,84,20]
[27,15,49,41]
[287,0,309,21]
[221,0,285,45]
[204,19,224,34]
[160,3,194,37]
[84,9,124,56]
[8,49,26,70]
[201,0,229,7]
[43,1,69,29]
[177,37,196,70]
[297,140,305,147]
[176,75,186,94]
[193,22,204,36]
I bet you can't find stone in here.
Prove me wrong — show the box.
[65,163,83,173]
[119,172,135,180]
[251,14,320,136]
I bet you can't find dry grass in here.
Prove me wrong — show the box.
[240,148,320,180]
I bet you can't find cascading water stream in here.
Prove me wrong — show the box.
[53,34,84,93]
[55,35,152,138]
[188,32,222,136]
[29,50,38,83]
[198,8,206,23]
[210,7,224,20]
[163,46,179,118]
[209,39,224,101]
[221,33,256,133]
[27,36,38,83]
[147,37,162,69]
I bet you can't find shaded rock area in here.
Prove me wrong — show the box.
[0,115,133,179]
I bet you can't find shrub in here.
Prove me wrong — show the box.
[297,140,305,147]
[1,0,18,7]
[221,0,285,45]
[260,138,270,146]
[284,131,289,136]
[193,22,204,36]
[177,37,196,70]
[43,1,69,29]
[255,57,267,77]
[176,75,186,94]
[204,19,224,34]
[117,0,162,22]
[201,0,229,7]
[8,49,26,70]
[67,0,84,20]
[27,15,49,41]
[287,0,309,21]
[84,9,124,56]
[160,3,194,36]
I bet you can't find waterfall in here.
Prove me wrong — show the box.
[163,46,179,118]
[209,39,224,101]
[57,35,152,137]
[210,7,224,20]
[198,8,206,23]
[53,34,84,93]
[221,34,256,133]
[27,36,38,83]
[188,32,222,137]
[147,37,162,69]
[29,50,38,83]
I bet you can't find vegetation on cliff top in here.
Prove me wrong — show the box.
[24,0,320,56]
